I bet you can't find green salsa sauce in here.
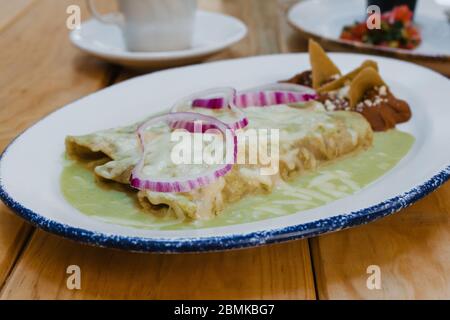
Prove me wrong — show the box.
[61,130,414,230]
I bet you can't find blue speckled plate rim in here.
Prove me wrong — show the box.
[1,53,450,253]
[1,127,449,253]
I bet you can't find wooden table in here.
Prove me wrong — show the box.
[0,0,449,300]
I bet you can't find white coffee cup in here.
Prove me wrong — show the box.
[87,0,197,52]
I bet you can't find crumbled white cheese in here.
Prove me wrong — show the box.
[325,100,336,111]
[356,102,364,112]
[337,85,350,99]
[374,96,383,106]
[379,85,387,96]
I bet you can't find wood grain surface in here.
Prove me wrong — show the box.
[0,231,315,299]
[311,182,450,300]
[0,0,112,290]
[0,0,34,32]
[0,0,448,300]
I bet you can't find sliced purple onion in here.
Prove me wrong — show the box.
[242,83,316,94]
[171,87,249,130]
[236,83,318,107]
[130,112,237,193]
[192,83,318,109]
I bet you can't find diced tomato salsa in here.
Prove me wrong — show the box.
[339,5,421,50]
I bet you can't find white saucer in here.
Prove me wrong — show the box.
[70,10,247,68]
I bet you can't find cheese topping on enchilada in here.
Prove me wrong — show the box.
[66,104,372,220]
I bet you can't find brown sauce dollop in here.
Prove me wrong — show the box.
[317,85,411,131]
[355,86,412,131]
[282,71,412,132]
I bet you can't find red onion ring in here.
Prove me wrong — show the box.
[130,112,237,193]
[242,83,316,94]
[237,83,317,107]
[171,87,249,130]
[192,83,317,109]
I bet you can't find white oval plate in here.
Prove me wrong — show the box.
[1,54,449,252]
[70,10,247,68]
[288,0,450,60]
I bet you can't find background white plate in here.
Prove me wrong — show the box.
[288,0,450,60]
[70,10,247,68]
[1,53,449,252]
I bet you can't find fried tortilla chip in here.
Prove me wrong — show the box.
[309,39,341,89]
[349,67,386,109]
[318,60,378,93]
